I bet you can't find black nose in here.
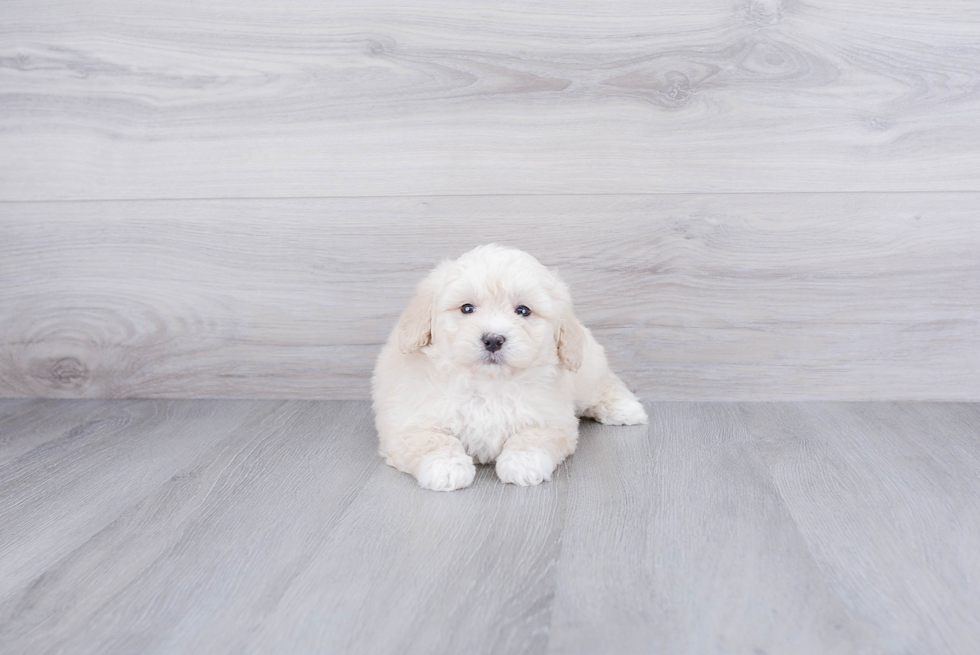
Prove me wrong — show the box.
[482,333,506,353]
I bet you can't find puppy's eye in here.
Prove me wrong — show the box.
[515,305,531,317]
[461,304,475,314]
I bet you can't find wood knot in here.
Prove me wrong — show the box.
[45,357,90,386]
[738,0,785,26]
[652,71,696,109]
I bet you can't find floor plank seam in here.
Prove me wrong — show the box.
[536,460,573,655]
[4,189,980,206]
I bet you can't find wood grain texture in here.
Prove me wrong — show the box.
[2,400,979,653]
[2,1,980,199]
[742,402,980,654]
[547,403,866,655]
[2,194,978,400]
[0,399,108,467]
[0,399,285,599]
[242,462,566,654]
[0,400,379,654]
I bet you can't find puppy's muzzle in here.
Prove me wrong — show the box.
[481,333,506,353]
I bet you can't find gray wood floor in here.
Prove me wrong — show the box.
[1,399,978,654]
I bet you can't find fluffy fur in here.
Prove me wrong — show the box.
[372,245,648,492]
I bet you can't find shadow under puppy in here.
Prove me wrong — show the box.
[372,245,647,491]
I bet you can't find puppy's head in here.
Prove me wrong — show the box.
[397,245,586,374]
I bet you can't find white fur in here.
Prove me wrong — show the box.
[372,245,648,492]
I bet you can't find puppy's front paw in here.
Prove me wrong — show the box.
[417,450,476,492]
[496,448,555,486]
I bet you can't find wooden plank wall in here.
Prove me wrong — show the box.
[2,0,979,400]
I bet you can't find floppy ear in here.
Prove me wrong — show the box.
[557,310,587,372]
[397,266,443,354]
[551,271,586,371]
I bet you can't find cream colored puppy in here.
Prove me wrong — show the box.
[372,245,647,492]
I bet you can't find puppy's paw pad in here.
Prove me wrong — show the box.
[417,451,476,492]
[496,448,555,486]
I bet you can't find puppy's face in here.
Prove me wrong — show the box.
[435,267,553,371]
[397,245,585,375]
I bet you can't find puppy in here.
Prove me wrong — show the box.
[372,245,647,492]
